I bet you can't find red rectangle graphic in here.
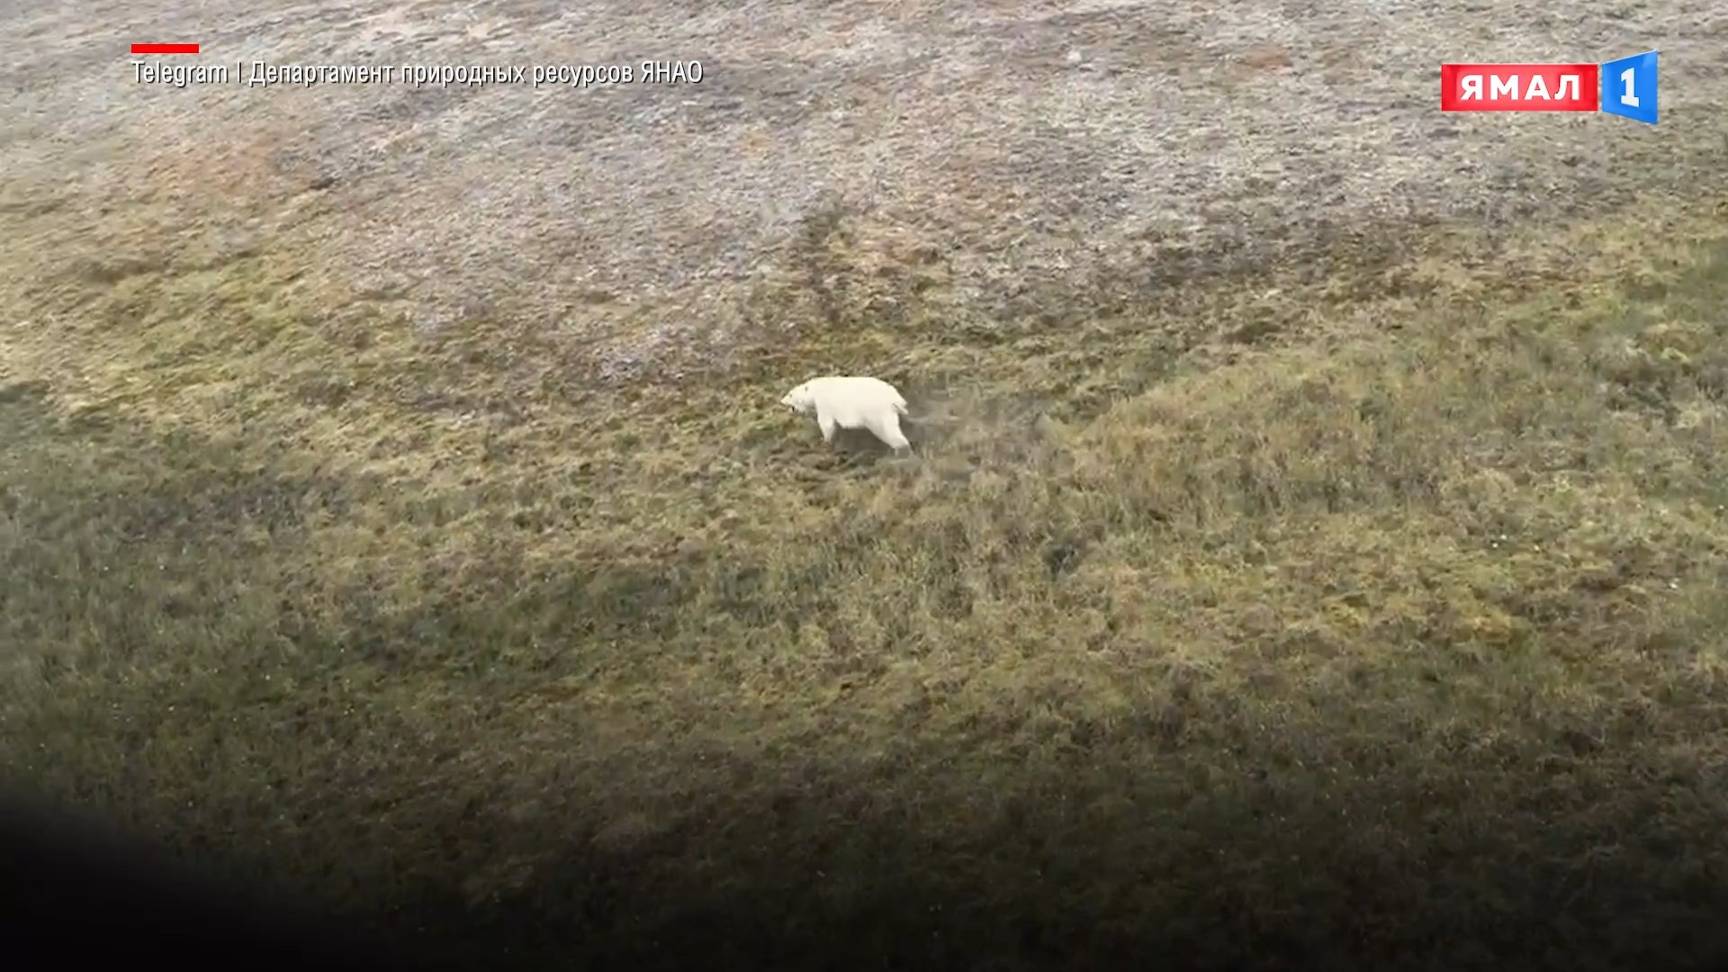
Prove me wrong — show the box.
[1440,62,1599,112]
[131,43,201,55]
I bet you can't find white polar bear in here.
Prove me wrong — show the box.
[780,375,912,454]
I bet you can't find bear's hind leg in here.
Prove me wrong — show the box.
[870,411,912,454]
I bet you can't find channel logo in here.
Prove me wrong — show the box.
[1439,50,1658,124]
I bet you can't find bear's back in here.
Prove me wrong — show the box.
[808,376,900,425]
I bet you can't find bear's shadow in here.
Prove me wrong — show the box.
[820,417,928,466]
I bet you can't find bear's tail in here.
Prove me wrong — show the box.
[892,397,909,416]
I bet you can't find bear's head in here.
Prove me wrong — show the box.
[780,382,815,414]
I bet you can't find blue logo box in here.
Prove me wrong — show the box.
[1600,50,1658,124]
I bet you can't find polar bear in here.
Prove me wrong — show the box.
[780,375,912,454]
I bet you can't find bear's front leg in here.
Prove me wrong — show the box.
[818,413,836,443]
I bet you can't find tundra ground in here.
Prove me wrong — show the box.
[5,2,1728,968]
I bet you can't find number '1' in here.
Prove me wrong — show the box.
[1620,66,1639,107]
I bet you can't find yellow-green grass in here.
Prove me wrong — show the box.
[3,198,1728,968]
